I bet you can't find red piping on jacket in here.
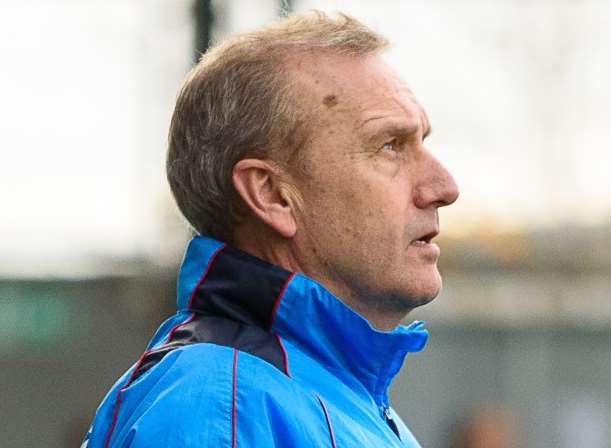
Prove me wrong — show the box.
[103,244,226,448]
[316,395,337,448]
[186,244,227,310]
[269,272,295,379]
[268,272,295,331]
[231,349,238,448]
[103,351,146,448]
[275,334,291,377]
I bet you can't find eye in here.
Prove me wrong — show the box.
[381,140,397,152]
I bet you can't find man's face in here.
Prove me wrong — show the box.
[290,53,459,319]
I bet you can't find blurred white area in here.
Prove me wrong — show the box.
[1,0,610,275]
[0,0,193,276]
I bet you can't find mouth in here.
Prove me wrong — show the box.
[411,230,439,245]
[409,230,441,262]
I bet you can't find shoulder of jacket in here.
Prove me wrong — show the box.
[112,343,307,446]
[133,342,293,398]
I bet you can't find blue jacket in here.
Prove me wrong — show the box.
[84,236,428,447]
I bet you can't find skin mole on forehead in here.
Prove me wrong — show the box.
[322,94,339,108]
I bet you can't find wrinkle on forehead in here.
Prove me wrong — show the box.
[288,52,429,146]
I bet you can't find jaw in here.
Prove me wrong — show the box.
[378,257,443,309]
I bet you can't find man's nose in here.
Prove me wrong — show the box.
[413,153,459,209]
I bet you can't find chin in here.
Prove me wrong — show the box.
[406,291,438,308]
[400,270,443,308]
[378,279,441,313]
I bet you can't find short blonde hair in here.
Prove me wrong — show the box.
[166,10,387,243]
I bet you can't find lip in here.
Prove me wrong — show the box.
[409,240,441,259]
[412,229,439,245]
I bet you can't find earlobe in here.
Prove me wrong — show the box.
[232,159,297,238]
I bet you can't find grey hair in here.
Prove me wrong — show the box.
[166,10,388,243]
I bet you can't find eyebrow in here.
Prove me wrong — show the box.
[362,118,432,143]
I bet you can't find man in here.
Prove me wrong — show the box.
[85,11,458,447]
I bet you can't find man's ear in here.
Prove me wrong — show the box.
[232,159,298,238]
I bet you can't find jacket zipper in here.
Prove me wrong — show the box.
[381,404,401,439]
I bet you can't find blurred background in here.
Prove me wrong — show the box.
[1,0,610,446]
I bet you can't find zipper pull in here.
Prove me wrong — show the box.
[381,404,401,439]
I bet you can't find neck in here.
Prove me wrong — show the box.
[233,224,407,331]
[233,223,302,273]
[336,296,408,331]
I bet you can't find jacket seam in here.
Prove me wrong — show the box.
[268,272,296,330]
[275,334,291,377]
[231,349,238,448]
[316,394,337,448]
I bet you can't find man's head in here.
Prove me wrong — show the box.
[167,11,386,244]
[167,11,459,329]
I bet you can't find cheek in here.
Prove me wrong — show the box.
[341,182,406,237]
[301,160,411,241]
[361,185,410,235]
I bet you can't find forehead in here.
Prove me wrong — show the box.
[290,53,426,130]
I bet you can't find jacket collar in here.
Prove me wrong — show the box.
[177,236,428,404]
